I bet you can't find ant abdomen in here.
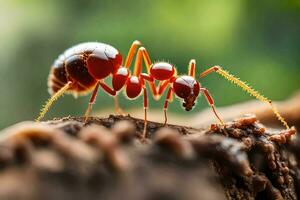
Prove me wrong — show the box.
[65,55,97,89]
[48,60,69,94]
[48,42,123,96]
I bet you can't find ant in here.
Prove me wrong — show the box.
[37,40,290,139]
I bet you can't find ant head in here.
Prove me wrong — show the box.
[173,75,200,111]
[182,95,197,111]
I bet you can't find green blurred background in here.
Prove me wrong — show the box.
[0,0,299,129]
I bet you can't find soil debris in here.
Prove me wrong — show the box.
[0,114,298,200]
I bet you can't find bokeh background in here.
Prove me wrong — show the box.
[0,0,299,129]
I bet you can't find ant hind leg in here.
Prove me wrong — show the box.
[200,87,225,126]
[141,87,148,141]
[36,81,73,122]
[85,80,120,122]
[84,82,100,122]
[98,80,125,115]
[114,96,125,115]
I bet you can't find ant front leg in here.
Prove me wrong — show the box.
[148,79,173,125]
[200,65,289,129]
[200,66,220,78]
[200,88,224,125]
[163,87,173,125]
[139,75,173,125]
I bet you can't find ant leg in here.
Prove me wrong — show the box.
[140,73,154,82]
[132,47,157,97]
[124,40,141,68]
[113,96,125,115]
[199,66,220,78]
[163,87,173,125]
[112,42,140,114]
[98,80,126,115]
[139,74,172,101]
[200,66,289,129]
[141,87,148,140]
[200,88,225,125]
[133,47,143,76]
[157,80,170,99]
[98,80,116,96]
[188,59,196,77]
[140,77,173,126]
[84,82,100,121]
[36,81,73,121]
[140,47,152,72]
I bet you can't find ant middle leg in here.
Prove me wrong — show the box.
[132,47,158,97]
[200,87,224,125]
[157,80,170,99]
[163,87,173,125]
[124,40,141,68]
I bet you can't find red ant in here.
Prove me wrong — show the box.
[37,41,290,139]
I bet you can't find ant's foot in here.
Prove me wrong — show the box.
[140,126,149,144]
[83,116,90,125]
[115,108,126,115]
[140,137,148,144]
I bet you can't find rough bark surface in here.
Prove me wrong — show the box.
[0,114,298,200]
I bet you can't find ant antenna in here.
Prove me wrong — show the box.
[36,81,72,122]
[215,67,289,129]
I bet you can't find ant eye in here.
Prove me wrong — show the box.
[182,102,186,107]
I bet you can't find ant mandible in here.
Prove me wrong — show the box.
[37,40,290,139]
